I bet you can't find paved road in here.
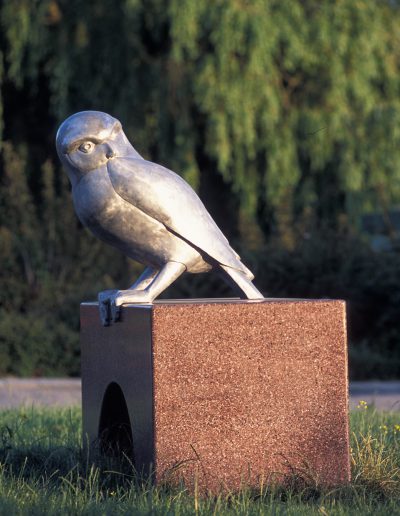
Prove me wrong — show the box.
[349,381,400,411]
[0,378,81,409]
[0,378,400,411]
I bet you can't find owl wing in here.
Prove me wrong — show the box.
[106,157,253,277]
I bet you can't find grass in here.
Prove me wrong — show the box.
[0,404,399,514]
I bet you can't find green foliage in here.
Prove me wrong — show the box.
[2,0,400,226]
[0,407,399,514]
[1,0,400,376]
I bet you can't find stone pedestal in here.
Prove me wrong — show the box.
[80,299,350,492]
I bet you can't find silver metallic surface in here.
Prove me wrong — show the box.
[56,111,263,325]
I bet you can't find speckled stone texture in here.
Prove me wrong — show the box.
[80,299,350,493]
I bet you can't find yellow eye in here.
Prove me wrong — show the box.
[79,142,94,154]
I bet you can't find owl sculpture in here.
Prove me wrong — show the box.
[56,111,263,325]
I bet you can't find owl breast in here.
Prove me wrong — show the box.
[71,166,210,272]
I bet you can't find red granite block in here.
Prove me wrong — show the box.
[80,299,350,493]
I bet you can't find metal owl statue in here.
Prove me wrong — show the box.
[56,111,263,325]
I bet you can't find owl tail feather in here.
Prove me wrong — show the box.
[219,264,264,300]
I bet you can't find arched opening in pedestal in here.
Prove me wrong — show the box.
[98,382,134,463]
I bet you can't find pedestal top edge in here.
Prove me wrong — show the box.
[80,297,345,308]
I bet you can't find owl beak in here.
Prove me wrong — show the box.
[106,146,116,159]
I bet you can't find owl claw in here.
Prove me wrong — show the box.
[110,301,122,323]
[99,300,111,326]
[98,290,118,326]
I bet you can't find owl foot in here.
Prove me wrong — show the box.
[98,289,153,326]
[98,262,186,325]
[111,289,154,322]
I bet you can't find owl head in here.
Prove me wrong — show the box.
[56,111,141,187]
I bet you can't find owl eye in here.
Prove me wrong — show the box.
[78,142,95,154]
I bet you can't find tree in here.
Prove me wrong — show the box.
[1,0,400,375]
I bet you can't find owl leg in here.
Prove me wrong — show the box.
[98,267,159,326]
[129,266,159,290]
[109,261,186,323]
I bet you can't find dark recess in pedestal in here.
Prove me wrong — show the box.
[98,382,134,462]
